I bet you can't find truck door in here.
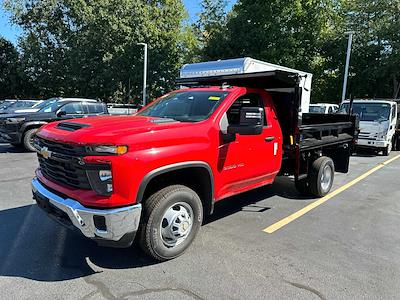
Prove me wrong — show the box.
[390,104,397,132]
[217,90,282,198]
[57,102,86,119]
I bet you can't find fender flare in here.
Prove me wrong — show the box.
[136,161,215,211]
[21,121,48,133]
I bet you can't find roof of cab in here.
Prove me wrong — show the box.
[58,98,98,102]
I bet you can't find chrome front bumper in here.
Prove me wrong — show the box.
[31,178,142,245]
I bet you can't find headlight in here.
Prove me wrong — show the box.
[377,132,387,140]
[92,145,128,155]
[5,117,25,124]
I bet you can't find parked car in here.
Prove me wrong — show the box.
[0,99,43,114]
[31,58,357,261]
[0,98,108,151]
[340,99,398,155]
[107,103,140,115]
[10,100,45,114]
[309,103,339,114]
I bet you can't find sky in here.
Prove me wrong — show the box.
[0,1,236,45]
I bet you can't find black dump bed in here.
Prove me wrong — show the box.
[300,113,356,151]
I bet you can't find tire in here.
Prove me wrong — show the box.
[309,157,335,197]
[382,141,392,156]
[295,178,310,196]
[23,128,38,152]
[395,137,400,151]
[139,185,203,261]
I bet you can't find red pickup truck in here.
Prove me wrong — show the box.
[32,59,357,261]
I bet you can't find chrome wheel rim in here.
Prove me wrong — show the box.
[320,165,332,192]
[160,202,193,248]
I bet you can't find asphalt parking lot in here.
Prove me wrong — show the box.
[0,143,399,300]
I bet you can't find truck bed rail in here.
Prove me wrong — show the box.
[299,114,357,151]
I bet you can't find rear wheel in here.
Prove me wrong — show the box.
[23,128,38,152]
[309,157,334,197]
[139,185,203,261]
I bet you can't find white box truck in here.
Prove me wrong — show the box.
[340,99,398,155]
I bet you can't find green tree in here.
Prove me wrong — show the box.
[0,36,20,98]
[4,0,195,102]
[340,0,400,99]
[202,0,345,102]
[0,36,35,99]
[195,0,227,48]
[203,0,400,102]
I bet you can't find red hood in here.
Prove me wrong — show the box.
[37,115,202,146]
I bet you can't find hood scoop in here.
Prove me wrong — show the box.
[56,122,90,132]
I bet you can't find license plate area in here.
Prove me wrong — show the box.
[33,191,75,230]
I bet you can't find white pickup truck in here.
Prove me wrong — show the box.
[340,99,398,155]
[309,103,339,114]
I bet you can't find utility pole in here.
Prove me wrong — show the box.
[341,32,354,103]
[137,43,148,106]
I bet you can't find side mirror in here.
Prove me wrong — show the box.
[228,107,264,135]
[56,110,67,117]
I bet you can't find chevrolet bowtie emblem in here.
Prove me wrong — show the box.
[40,146,52,159]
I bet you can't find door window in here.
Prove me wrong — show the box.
[391,106,396,121]
[59,102,85,115]
[226,93,266,126]
[86,103,106,114]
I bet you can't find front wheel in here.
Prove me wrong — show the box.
[382,141,392,156]
[395,136,400,151]
[139,185,203,261]
[23,128,38,152]
[309,156,335,197]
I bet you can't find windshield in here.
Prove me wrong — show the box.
[38,98,62,112]
[137,91,230,122]
[340,103,391,122]
[0,101,16,110]
[309,105,326,114]
[8,101,38,109]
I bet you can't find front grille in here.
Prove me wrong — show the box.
[35,136,86,156]
[36,137,91,190]
[359,131,377,139]
[38,156,91,190]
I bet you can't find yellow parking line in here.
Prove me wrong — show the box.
[263,154,400,234]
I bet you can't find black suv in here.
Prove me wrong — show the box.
[0,98,108,151]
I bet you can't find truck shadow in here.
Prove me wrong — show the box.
[0,178,308,282]
[352,148,390,157]
[205,176,312,224]
[0,204,156,282]
[0,143,28,153]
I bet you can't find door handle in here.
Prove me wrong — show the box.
[265,136,275,142]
